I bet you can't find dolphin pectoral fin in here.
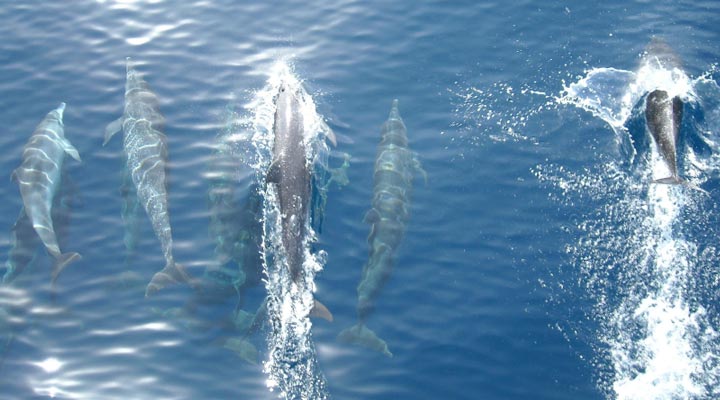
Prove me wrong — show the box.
[10,169,17,183]
[103,117,123,146]
[363,209,380,224]
[321,120,337,147]
[51,252,81,285]
[60,138,82,162]
[413,157,427,185]
[337,323,393,357]
[310,299,333,322]
[681,181,710,195]
[145,262,192,297]
[267,160,281,184]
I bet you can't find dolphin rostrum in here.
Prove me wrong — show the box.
[104,58,190,296]
[11,103,81,284]
[266,82,331,321]
[338,99,425,357]
[645,89,684,184]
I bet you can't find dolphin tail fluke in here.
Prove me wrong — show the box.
[145,262,193,297]
[337,323,393,357]
[652,176,684,185]
[310,299,333,322]
[220,337,259,365]
[681,181,710,195]
[51,252,81,285]
[652,176,709,195]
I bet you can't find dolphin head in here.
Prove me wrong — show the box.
[126,57,135,75]
[642,38,682,71]
[49,102,66,124]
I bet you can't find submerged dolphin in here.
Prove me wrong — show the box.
[645,89,684,184]
[104,58,190,296]
[266,83,331,321]
[11,103,81,283]
[338,99,424,357]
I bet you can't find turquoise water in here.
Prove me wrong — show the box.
[0,1,719,399]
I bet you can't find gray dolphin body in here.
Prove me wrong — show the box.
[104,59,189,296]
[266,83,332,321]
[641,39,687,185]
[338,99,424,357]
[268,84,311,284]
[11,103,81,284]
[645,89,684,184]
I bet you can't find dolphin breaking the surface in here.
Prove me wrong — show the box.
[645,89,684,184]
[104,58,190,297]
[10,103,81,284]
[338,99,425,357]
[267,83,311,285]
[266,82,332,321]
[639,39,686,185]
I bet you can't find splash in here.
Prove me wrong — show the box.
[449,81,556,145]
[245,61,334,400]
[540,53,720,399]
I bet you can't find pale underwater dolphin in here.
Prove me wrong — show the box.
[3,183,74,285]
[266,82,332,321]
[338,99,425,357]
[104,58,190,297]
[11,103,81,284]
[645,89,684,184]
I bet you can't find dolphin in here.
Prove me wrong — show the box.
[267,83,309,285]
[11,103,81,284]
[338,99,424,356]
[104,58,190,297]
[266,82,332,321]
[645,89,684,184]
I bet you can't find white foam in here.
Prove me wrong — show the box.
[550,60,720,399]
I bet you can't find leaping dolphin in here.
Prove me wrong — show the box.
[11,103,81,284]
[645,89,684,184]
[266,82,331,321]
[104,58,190,297]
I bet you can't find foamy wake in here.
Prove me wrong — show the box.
[541,59,720,399]
[609,183,718,400]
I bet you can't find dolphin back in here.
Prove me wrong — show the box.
[269,83,310,284]
[645,89,683,183]
[107,59,188,296]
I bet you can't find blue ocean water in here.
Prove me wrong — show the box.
[0,1,719,399]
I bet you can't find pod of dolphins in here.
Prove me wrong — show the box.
[1,38,701,362]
